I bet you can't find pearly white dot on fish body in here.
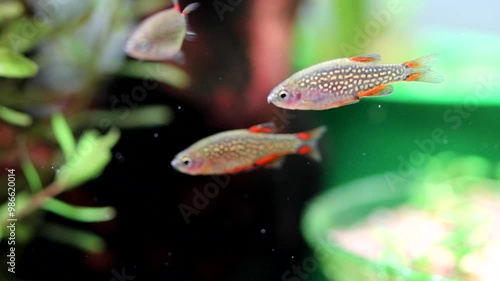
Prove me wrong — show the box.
[124,0,200,62]
[267,53,444,110]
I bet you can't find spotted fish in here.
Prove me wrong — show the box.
[267,53,444,110]
[124,0,200,61]
[171,123,327,175]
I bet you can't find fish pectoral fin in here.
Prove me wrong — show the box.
[358,85,394,98]
[172,51,185,64]
[350,54,381,63]
[263,157,286,169]
[185,31,197,41]
[248,122,277,133]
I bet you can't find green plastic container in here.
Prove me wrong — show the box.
[301,174,464,281]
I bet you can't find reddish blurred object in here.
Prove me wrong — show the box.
[163,0,300,129]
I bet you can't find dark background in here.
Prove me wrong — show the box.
[14,89,323,281]
[8,1,328,280]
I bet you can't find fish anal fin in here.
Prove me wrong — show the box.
[263,157,285,169]
[249,122,277,133]
[358,85,393,98]
[350,54,381,63]
[254,154,283,167]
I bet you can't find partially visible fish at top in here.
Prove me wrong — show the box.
[124,0,200,62]
[171,122,327,175]
[267,53,444,110]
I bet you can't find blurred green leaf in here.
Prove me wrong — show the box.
[51,113,76,161]
[56,127,120,189]
[0,105,32,126]
[0,15,49,53]
[0,1,24,22]
[119,61,190,89]
[40,223,105,253]
[0,47,38,78]
[42,199,116,223]
[76,105,173,128]
[21,153,43,192]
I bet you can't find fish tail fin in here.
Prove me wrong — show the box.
[296,126,327,162]
[182,3,200,40]
[402,54,444,83]
[182,2,201,15]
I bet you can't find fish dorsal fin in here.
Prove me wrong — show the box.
[248,122,277,133]
[182,2,201,15]
[349,54,381,63]
[172,0,180,11]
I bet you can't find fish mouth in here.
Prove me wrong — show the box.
[170,159,177,168]
[267,94,273,104]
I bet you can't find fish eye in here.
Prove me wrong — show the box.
[181,157,192,166]
[278,90,289,101]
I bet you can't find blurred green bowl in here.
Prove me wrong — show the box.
[301,174,464,281]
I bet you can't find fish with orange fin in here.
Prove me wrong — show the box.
[124,0,200,62]
[171,123,327,175]
[267,53,444,110]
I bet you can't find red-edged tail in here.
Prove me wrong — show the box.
[182,2,201,15]
[403,54,444,83]
[296,126,327,162]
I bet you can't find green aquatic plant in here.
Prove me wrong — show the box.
[0,1,179,261]
[0,106,33,126]
[0,113,119,252]
[0,47,38,78]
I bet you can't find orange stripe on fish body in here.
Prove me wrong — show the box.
[171,124,327,175]
[267,53,443,110]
